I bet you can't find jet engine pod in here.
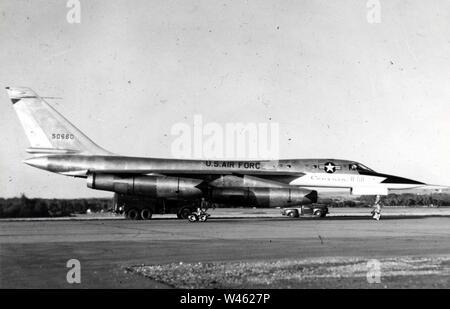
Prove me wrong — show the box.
[87,173,202,200]
[211,187,317,208]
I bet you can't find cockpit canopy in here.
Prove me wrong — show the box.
[349,162,375,172]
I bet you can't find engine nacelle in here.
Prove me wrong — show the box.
[87,173,203,200]
[211,187,317,208]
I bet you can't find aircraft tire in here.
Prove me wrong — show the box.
[177,207,192,219]
[127,209,140,220]
[140,208,152,220]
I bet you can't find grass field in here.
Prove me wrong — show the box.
[129,255,450,288]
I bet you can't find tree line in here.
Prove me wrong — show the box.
[0,195,112,218]
[357,193,450,207]
[0,193,449,218]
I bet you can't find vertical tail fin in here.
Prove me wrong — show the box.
[6,87,111,155]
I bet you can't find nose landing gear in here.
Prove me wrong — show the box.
[371,195,382,221]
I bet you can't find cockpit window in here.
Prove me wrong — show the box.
[355,163,374,172]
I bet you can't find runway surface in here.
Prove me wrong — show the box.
[1,209,449,288]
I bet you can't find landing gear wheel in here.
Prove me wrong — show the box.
[177,207,192,219]
[199,214,208,222]
[140,208,152,220]
[188,214,198,222]
[127,209,139,220]
[371,208,381,221]
[371,195,382,221]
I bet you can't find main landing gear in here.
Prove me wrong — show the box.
[187,198,211,223]
[371,195,382,221]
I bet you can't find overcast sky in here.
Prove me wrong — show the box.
[0,0,449,198]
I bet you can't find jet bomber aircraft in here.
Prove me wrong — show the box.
[6,87,431,221]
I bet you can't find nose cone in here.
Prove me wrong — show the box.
[23,156,49,170]
[380,174,426,190]
[381,174,425,185]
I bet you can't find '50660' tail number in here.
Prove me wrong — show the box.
[52,133,74,140]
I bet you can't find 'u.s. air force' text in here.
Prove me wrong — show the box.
[205,161,261,169]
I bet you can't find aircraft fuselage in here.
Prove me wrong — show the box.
[24,155,424,192]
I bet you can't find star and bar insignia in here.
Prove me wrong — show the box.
[319,162,341,173]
